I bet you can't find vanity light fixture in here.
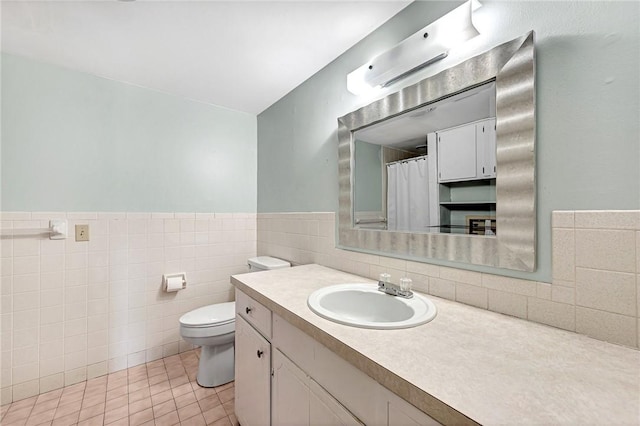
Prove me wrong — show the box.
[347,0,482,95]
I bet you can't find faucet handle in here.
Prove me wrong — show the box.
[399,277,412,292]
[378,273,390,290]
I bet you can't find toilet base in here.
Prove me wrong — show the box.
[196,341,235,388]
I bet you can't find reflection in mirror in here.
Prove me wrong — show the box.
[338,31,536,272]
[353,82,497,235]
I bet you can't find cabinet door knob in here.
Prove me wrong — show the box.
[245,307,252,314]
[257,350,264,358]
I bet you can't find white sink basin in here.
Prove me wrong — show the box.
[307,283,437,329]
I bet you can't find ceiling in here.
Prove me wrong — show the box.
[1,1,411,115]
[355,81,495,151]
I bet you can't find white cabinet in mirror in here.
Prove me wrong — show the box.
[338,31,536,272]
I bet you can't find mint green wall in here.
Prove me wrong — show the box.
[257,1,640,281]
[1,53,257,212]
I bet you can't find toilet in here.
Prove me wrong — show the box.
[179,256,291,387]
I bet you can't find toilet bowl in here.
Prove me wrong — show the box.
[179,302,236,387]
[179,256,291,388]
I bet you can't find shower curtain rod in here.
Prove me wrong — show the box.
[386,154,428,167]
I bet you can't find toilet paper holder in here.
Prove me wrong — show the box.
[163,273,187,292]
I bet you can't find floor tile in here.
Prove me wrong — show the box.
[147,366,166,378]
[2,350,236,426]
[153,399,177,419]
[222,400,234,417]
[54,400,82,419]
[57,391,83,408]
[62,383,85,395]
[128,379,149,394]
[104,404,129,425]
[36,389,63,404]
[77,413,104,426]
[208,416,231,426]
[105,395,129,413]
[174,392,197,409]
[169,374,190,388]
[51,410,80,426]
[171,383,192,399]
[196,395,220,413]
[129,407,154,426]
[216,388,234,404]
[128,387,151,403]
[129,397,152,415]
[107,377,128,392]
[31,398,60,415]
[201,405,226,425]
[25,407,56,426]
[78,402,105,422]
[155,410,180,426]
[9,396,38,412]
[181,413,206,426]
[146,360,164,370]
[106,385,129,401]
[151,390,173,406]
[176,402,200,422]
[191,385,216,402]
[150,380,171,396]
[2,406,33,424]
[105,416,129,426]
[81,392,106,409]
[149,372,169,386]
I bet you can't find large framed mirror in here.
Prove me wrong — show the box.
[337,31,536,272]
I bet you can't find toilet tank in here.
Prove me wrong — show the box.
[248,256,291,271]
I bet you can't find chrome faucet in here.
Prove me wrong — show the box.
[378,280,413,299]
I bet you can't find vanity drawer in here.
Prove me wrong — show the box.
[236,289,272,339]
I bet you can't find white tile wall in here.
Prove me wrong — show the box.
[0,211,256,404]
[2,209,637,404]
[257,211,639,350]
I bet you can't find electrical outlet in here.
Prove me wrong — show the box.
[75,224,90,242]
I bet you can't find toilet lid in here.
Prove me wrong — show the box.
[179,302,235,327]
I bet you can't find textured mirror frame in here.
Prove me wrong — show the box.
[337,31,536,272]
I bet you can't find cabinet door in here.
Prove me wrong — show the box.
[272,349,310,426]
[437,124,477,182]
[477,118,496,179]
[235,315,271,426]
[309,380,362,426]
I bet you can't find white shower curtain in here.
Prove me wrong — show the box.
[387,157,430,232]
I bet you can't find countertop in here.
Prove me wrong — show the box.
[231,264,640,425]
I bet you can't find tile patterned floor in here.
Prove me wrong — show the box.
[0,350,237,426]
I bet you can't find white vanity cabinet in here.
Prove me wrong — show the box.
[272,348,361,426]
[437,118,496,183]
[235,293,272,426]
[309,379,363,425]
[235,289,441,426]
